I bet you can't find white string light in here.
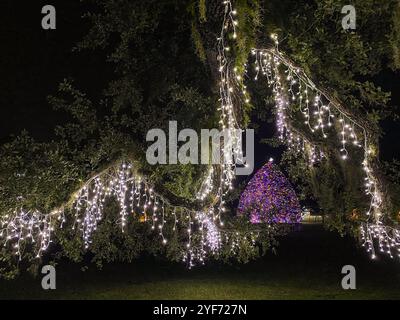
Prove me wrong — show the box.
[5,0,390,269]
[0,209,60,260]
[361,223,400,260]
[0,160,263,267]
[250,44,383,224]
[216,0,243,225]
[246,39,399,260]
[0,1,266,268]
[215,0,397,261]
[196,166,214,201]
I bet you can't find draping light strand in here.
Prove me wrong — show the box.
[183,210,261,268]
[0,0,268,268]
[252,49,328,165]
[247,41,399,260]
[216,0,397,261]
[361,223,400,260]
[216,0,243,224]
[0,209,62,260]
[183,210,220,268]
[218,2,326,167]
[0,163,204,262]
[224,230,258,256]
[0,160,264,266]
[196,166,214,201]
[249,44,383,224]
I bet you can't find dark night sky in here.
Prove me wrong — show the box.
[374,71,400,160]
[0,1,110,142]
[0,0,399,164]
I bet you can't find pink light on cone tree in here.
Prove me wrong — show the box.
[238,162,302,224]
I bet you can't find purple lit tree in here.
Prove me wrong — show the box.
[238,162,302,224]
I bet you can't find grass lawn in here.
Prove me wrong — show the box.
[0,225,399,300]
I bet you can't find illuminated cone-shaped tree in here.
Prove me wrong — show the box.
[238,162,302,224]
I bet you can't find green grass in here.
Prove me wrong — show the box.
[1,225,399,300]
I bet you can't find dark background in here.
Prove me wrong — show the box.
[0,1,111,143]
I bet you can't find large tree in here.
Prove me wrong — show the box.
[1,0,399,278]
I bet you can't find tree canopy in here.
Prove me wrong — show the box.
[1,0,399,278]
